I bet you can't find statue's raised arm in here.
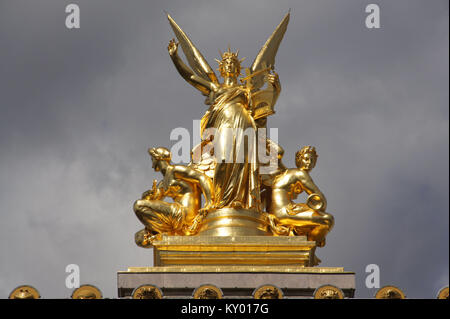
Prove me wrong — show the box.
[167,14,219,97]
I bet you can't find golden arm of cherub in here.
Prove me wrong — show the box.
[267,146,334,246]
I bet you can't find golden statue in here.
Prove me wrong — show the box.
[132,12,335,264]
[134,147,213,247]
[167,12,287,210]
[267,146,334,246]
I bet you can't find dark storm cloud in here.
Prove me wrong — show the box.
[0,0,448,298]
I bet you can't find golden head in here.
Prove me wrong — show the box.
[148,147,171,161]
[295,146,318,171]
[148,147,171,171]
[216,47,245,78]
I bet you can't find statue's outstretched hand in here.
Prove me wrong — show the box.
[168,38,179,56]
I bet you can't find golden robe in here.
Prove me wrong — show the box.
[201,87,260,209]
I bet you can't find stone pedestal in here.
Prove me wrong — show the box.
[118,266,355,298]
[118,235,355,298]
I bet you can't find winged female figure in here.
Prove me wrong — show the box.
[167,13,289,210]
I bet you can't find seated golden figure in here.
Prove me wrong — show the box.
[133,147,213,247]
[267,146,334,246]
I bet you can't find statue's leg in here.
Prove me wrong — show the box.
[306,211,334,247]
[133,199,184,235]
[275,206,334,246]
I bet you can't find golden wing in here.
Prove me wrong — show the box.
[189,143,215,179]
[249,12,290,90]
[167,14,219,85]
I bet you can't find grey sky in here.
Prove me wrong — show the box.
[0,0,448,298]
